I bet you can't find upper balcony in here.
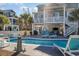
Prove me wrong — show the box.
[45,16,64,23]
[33,16,64,23]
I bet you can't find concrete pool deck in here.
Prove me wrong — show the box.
[2,43,64,56]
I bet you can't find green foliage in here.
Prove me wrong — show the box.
[0,14,10,24]
[20,13,33,24]
[68,9,79,21]
[0,10,3,15]
[68,8,79,34]
[17,13,33,30]
[0,15,10,30]
[16,18,25,30]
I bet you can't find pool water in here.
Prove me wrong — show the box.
[9,38,68,48]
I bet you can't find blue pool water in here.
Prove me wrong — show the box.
[9,38,68,48]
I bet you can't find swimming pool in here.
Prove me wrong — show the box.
[9,37,68,48]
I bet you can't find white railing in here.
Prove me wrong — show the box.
[65,25,77,37]
[64,18,78,37]
[45,16,64,23]
[33,17,44,23]
[65,18,77,26]
[34,16,65,23]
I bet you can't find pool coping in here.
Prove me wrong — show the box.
[20,37,68,40]
[7,38,68,47]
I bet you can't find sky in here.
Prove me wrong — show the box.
[0,3,39,16]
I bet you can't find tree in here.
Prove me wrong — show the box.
[16,17,25,30]
[68,8,79,34]
[0,10,3,15]
[17,13,33,30]
[0,15,10,30]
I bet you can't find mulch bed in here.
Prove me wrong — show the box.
[0,49,14,56]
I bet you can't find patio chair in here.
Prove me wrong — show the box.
[49,34,57,38]
[49,31,58,38]
[54,35,79,56]
[41,30,49,38]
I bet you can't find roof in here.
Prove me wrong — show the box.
[3,10,15,13]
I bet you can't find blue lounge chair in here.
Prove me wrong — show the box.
[49,31,58,38]
[54,35,79,56]
[49,34,57,38]
[41,30,49,38]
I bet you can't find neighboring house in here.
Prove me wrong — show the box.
[3,10,17,25]
[0,10,17,25]
[32,3,79,37]
[0,10,19,31]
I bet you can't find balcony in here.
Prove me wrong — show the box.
[45,16,64,23]
[33,16,64,23]
[33,17,44,23]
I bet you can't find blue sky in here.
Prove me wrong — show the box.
[0,3,39,16]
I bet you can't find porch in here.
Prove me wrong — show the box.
[32,23,64,36]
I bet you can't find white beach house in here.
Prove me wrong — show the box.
[32,3,79,37]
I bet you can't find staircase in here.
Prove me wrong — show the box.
[65,25,77,37]
[64,18,78,37]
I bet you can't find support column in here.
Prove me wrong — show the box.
[32,24,34,35]
[17,25,19,31]
[3,25,5,31]
[63,5,66,37]
[43,7,46,30]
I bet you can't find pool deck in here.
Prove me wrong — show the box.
[2,43,64,56]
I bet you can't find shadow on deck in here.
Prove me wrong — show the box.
[34,46,64,56]
[11,52,20,56]
[11,52,29,56]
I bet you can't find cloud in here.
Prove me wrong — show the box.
[0,7,5,10]
[0,4,6,10]
[0,3,7,7]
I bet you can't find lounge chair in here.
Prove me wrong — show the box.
[49,32,58,38]
[49,34,57,38]
[41,34,49,38]
[54,35,79,56]
[41,30,49,38]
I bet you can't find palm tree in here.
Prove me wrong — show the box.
[0,14,10,30]
[18,13,33,30]
[68,8,79,34]
[16,17,25,30]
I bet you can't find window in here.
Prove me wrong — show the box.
[0,19,3,24]
[10,12,14,17]
[13,19,16,24]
